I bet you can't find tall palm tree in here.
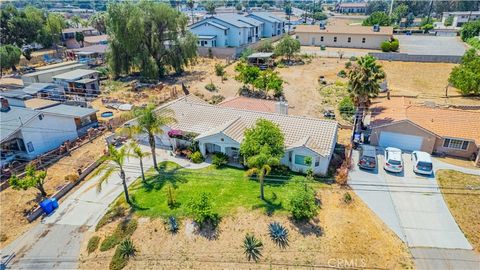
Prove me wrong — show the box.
[128,141,151,183]
[119,104,176,171]
[93,144,132,205]
[71,15,81,28]
[347,55,385,133]
[187,0,195,23]
[245,145,279,200]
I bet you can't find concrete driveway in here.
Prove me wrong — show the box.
[349,149,480,269]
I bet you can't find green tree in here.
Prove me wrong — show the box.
[338,96,355,120]
[119,104,176,171]
[288,182,319,220]
[444,15,454,27]
[347,55,385,131]
[362,11,392,26]
[366,0,388,15]
[274,35,300,62]
[187,192,219,227]
[256,39,273,52]
[9,164,47,198]
[0,45,21,74]
[43,13,66,49]
[93,144,133,205]
[71,15,81,28]
[204,1,217,14]
[128,141,151,183]
[253,69,284,97]
[312,12,327,21]
[460,21,480,42]
[240,119,285,163]
[392,4,408,24]
[0,5,45,47]
[448,48,480,95]
[245,145,280,200]
[235,61,261,90]
[75,31,84,47]
[88,12,107,34]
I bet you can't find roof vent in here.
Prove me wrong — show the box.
[373,24,380,32]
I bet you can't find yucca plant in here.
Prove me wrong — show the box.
[268,222,289,248]
[166,216,179,233]
[119,239,137,259]
[243,233,263,262]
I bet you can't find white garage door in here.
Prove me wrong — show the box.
[379,131,423,151]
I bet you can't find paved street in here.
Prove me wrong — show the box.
[349,148,480,269]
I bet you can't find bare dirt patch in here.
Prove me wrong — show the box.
[79,189,412,269]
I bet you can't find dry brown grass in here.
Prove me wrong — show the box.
[79,189,413,269]
[437,170,480,252]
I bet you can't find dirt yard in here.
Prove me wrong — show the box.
[0,133,109,248]
[79,189,413,269]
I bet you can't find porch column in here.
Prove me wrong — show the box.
[220,145,226,154]
[199,142,206,156]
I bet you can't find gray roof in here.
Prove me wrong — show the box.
[0,106,39,142]
[248,12,284,23]
[40,104,98,118]
[155,96,338,157]
[211,15,252,28]
[22,83,61,95]
[22,64,87,78]
[73,44,108,54]
[237,16,263,27]
[0,89,31,100]
[248,52,274,58]
[52,69,98,81]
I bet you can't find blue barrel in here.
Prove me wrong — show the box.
[51,198,59,209]
[39,199,54,215]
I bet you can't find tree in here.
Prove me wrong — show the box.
[235,61,261,90]
[88,12,107,34]
[204,1,217,14]
[253,69,284,97]
[187,192,219,227]
[362,11,392,26]
[256,39,273,52]
[460,21,480,42]
[71,15,81,28]
[0,45,21,74]
[449,48,480,95]
[128,141,151,183]
[366,0,388,15]
[312,12,327,21]
[43,13,66,49]
[236,2,243,11]
[93,144,132,205]
[380,40,391,52]
[274,36,300,62]
[444,15,454,27]
[288,182,319,220]
[347,55,385,131]
[245,145,280,200]
[9,164,48,198]
[119,104,176,171]
[338,96,355,121]
[392,4,408,24]
[75,31,84,47]
[405,13,415,28]
[1,5,45,47]
[107,2,198,79]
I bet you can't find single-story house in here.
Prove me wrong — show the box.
[442,11,480,28]
[0,84,65,106]
[0,98,98,161]
[218,96,287,114]
[366,97,480,165]
[52,69,100,95]
[21,63,88,85]
[83,34,108,47]
[137,95,338,176]
[69,44,108,66]
[295,24,394,50]
[62,27,100,49]
[335,2,367,14]
[246,12,285,37]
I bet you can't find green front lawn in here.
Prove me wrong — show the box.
[125,162,327,217]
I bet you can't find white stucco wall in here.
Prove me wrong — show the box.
[190,21,227,47]
[282,147,330,176]
[296,32,391,50]
[197,132,240,156]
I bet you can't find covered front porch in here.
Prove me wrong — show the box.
[200,142,241,164]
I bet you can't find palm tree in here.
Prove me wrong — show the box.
[187,0,195,23]
[93,144,132,205]
[119,104,176,171]
[128,141,151,183]
[245,145,279,200]
[347,55,385,133]
[71,15,81,28]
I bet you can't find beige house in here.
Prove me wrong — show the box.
[366,97,480,165]
[295,25,393,50]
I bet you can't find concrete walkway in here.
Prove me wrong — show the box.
[1,145,209,269]
[349,149,480,269]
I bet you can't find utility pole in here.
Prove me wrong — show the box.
[389,0,394,17]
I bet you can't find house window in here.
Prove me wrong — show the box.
[27,142,34,152]
[443,138,469,150]
[225,30,227,35]
[320,36,324,42]
[315,156,320,167]
[294,155,308,165]
[333,37,337,42]
[347,37,351,43]
[362,37,366,43]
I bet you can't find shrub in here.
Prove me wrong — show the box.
[87,236,101,254]
[268,222,289,248]
[214,63,225,76]
[335,161,349,187]
[460,21,480,41]
[166,183,176,208]
[165,216,179,233]
[118,239,137,258]
[338,96,355,121]
[256,39,274,52]
[380,41,391,52]
[212,152,229,167]
[449,48,480,95]
[288,183,319,220]
[187,193,219,228]
[422,23,433,32]
[337,70,347,78]
[343,192,353,204]
[344,61,352,69]
[100,219,138,251]
[349,56,357,61]
[0,233,7,242]
[190,151,204,163]
[96,206,126,231]
[205,81,217,92]
[390,38,399,51]
[209,94,225,105]
[65,174,79,182]
[243,233,263,262]
[109,245,128,270]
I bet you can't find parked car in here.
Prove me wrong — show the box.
[411,151,433,175]
[358,145,376,170]
[384,147,403,173]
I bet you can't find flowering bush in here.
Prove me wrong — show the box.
[168,129,183,138]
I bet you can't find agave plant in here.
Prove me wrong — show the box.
[166,216,179,233]
[243,233,263,262]
[268,222,289,248]
[119,239,137,259]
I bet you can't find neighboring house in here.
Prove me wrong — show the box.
[441,11,480,28]
[295,24,393,49]
[246,12,285,37]
[218,96,287,114]
[189,14,264,47]
[0,83,65,106]
[62,27,100,49]
[52,69,100,95]
[366,97,480,165]
[21,63,88,85]
[399,17,422,28]
[0,98,98,161]
[335,2,367,14]
[39,104,99,136]
[69,44,108,66]
[144,95,338,176]
[83,34,108,47]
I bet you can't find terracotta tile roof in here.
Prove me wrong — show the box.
[218,96,277,113]
[155,96,338,157]
[295,25,393,36]
[369,97,480,144]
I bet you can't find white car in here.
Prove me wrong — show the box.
[384,147,403,173]
[411,151,433,175]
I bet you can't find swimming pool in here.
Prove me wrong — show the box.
[101,111,114,118]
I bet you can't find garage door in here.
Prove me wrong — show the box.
[379,131,423,151]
